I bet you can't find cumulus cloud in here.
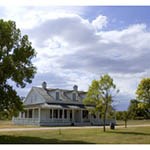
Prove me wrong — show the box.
[21,12,150,106]
[92,15,108,30]
[53,23,150,74]
[26,14,96,48]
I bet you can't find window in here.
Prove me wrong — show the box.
[21,112,24,118]
[49,109,52,118]
[64,109,67,119]
[29,109,32,118]
[56,92,59,100]
[92,114,96,119]
[69,110,72,119]
[59,110,62,118]
[83,110,88,119]
[72,93,76,101]
[25,110,27,118]
[53,109,58,118]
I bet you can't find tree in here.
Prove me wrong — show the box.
[84,74,119,132]
[116,111,130,128]
[0,19,36,118]
[136,78,150,118]
[128,99,149,119]
[122,111,130,128]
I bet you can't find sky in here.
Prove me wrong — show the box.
[1,4,150,110]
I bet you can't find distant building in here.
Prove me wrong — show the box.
[13,82,115,126]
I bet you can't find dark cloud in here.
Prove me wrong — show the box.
[57,47,150,74]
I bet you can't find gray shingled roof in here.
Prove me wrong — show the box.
[33,87,87,104]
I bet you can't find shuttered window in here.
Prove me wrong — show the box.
[56,92,59,100]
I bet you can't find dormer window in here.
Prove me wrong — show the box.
[56,92,59,100]
[72,93,76,101]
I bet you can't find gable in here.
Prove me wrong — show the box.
[24,88,45,105]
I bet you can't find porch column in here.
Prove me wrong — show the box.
[80,110,83,123]
[27,109,29,118]
[19,112,21,118]
[97,112,100,123]
[89,112,92,122]
[57,109,60,119]
[67,110,70,120]
[23,112,25,118]
[72,109,74,122]
[62,109,64,120]
[38,108,41,122]
[33,109,35,119]
[52,108,53,121]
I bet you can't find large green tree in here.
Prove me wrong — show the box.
[84,74,119,132]
[128,99,149,119]
[0,19,36,118]
[136,78,150,118]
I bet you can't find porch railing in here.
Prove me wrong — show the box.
[13,117,116,126]
[13,117,39,125]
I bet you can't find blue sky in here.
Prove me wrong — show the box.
[82,6,150,30]
[1,5,150,110]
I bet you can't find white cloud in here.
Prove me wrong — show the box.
[92,15,108,30]
[1,6,86,29]
[44,36,69,49]
[97,24,150,60]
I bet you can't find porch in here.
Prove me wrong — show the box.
[13,107,97,126]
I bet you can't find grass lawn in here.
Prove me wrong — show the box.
[0,126,150,144]
[0,121,37,129]
[0,120,150,129]
[116,120,150,126]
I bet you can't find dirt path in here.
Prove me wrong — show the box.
[0,124,150,132]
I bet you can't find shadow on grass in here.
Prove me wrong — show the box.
[0,135,94,144]
[108,130,150,136]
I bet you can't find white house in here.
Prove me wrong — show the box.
[13,82,115,126]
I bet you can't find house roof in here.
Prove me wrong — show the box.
[30,86,87,105]
[24,102,95,109]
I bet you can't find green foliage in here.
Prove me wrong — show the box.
[136,78,150,105]
[116,111,130,128]
[136,78,150,118]
[84,74,119,131]
[0,19,36,87]
[128,99,150,119]
[0,84,23,119]
[116,111,130,120]
[0,19,36,118]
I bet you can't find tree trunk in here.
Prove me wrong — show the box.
[125,120,127,128]
[103,117,106,132]
[103,102,108,132]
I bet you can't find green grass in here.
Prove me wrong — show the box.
[0,126,150,144]
[0,120,37,129]
[0,120,149,129]
[116,119,150,126]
